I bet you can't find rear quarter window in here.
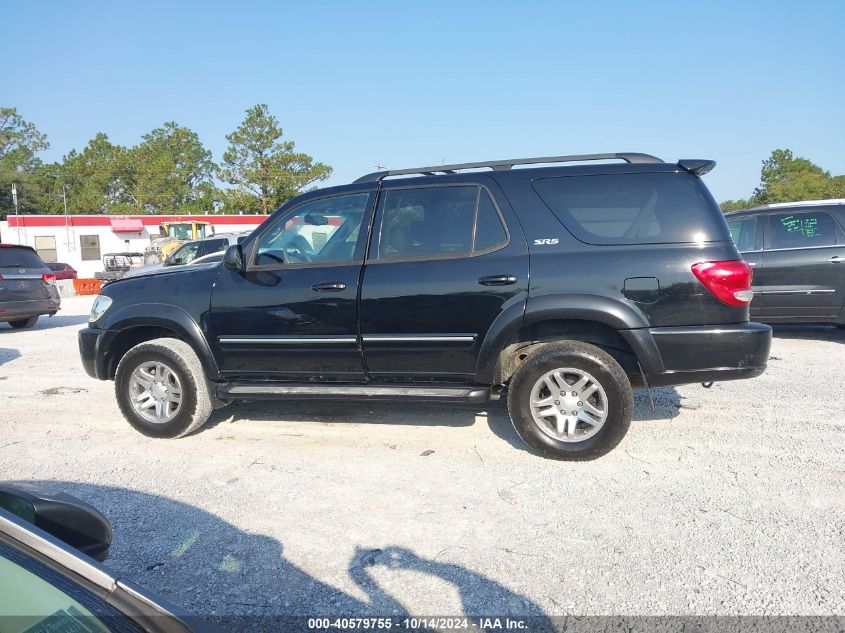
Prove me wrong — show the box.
[0,247,46,268]
[531,172,731,245]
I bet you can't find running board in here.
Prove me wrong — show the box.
[217,383,490,403]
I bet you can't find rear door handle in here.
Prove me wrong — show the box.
[829,256,843,264]
[312,281,347,292]
[478,275,517,286]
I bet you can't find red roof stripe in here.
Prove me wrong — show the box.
[4,215,269,228]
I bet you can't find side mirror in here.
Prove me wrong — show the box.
[223,244,244,272]
[0,483,112,562]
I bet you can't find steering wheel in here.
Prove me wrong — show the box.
[283,235,313,263]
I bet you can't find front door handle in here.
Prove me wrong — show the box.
[312,281,347,292]
[829,256,843,264]
[478,275,517,286]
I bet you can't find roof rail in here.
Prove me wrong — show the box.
[747,198,845,210]
[354,152,664,183]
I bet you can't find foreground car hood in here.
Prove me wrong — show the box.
[122,264,163,278]
[121,261,221,280]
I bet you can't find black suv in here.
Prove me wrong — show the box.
[0,244,61,329]
[726,200,845,326]
[79,153,772,459]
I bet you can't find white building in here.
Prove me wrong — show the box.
[0,214,268,278]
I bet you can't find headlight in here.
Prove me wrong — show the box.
[89,295,113,323]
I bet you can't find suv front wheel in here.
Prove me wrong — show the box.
[114,337,213,438]
[507,341,633,460]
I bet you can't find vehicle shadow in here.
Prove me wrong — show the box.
[205,386,679,453]
[18,482,552,632]
[0,314,89,333]
[206,399,532,453]
[0,347,21,367]
[771,324,845,344]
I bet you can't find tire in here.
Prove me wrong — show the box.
[506,341,633,460]
[8,316,38,329]
[114,337,213,438]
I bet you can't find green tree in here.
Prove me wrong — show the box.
[0,107,49,217]
[45,133,132,214]
[719,199,751,212]
[751,149,844,204]
[219,104,331,214]
[721,149,845,211]
[126,122,214,213]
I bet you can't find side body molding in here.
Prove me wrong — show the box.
[98,303,221,381]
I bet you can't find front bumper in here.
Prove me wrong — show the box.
[79,326,108,379]
[645,321,772,388]
[0,298,60,321]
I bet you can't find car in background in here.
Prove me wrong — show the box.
[0,483,215,633]
[45,262,78,280]
[726,199,845,327]
[0,244,61,329]
[123,233,249,279]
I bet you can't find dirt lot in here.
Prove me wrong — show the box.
[1,295,843,626]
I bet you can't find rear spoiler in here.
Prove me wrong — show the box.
[678,159,716,177]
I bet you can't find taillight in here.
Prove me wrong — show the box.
[691,260,753,307]
[42,273,56,284]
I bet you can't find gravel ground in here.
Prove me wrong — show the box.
[1,295,843,627]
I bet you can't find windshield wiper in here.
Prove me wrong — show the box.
[0,263,25,268]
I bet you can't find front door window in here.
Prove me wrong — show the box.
[253,193,370,267]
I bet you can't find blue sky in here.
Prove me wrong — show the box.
[3,0,844,202]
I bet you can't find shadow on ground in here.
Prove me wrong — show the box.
[771,324,845,345]
[204,385,680,452]
[18,482,552,632]
[0,347,20,367]
[206,398,532,452]
[0,314,89,333]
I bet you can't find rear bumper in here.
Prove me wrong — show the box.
[0,298,60,321]
[645,321,772,388]
[79,326,108,379]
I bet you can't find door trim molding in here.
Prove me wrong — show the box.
[760,289,836,295]
[362,333,477,343]
[218,336,357,344]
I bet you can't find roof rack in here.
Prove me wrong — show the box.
[354,152,664,183]
[747,198,845,210]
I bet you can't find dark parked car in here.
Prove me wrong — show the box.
[726,199,845,327]
[0,483,215,632]
[79,152,772,459]
[46,262,78,280]
[0,244,61,329]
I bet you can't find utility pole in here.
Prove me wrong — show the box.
[11,183,20,244]
[62,185,68,214]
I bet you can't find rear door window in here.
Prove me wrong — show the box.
[0,246,45,269]
[376,185,508,260]
[727,215,759,252]
[532,172,730,245]
[768,212,836,249]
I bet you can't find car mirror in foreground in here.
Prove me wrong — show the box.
[0,484,112,562]
[223,244,244,272]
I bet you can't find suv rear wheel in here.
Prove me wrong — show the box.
[114,338,212,438]
[8,316,38,329]
[507,341,633,460]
